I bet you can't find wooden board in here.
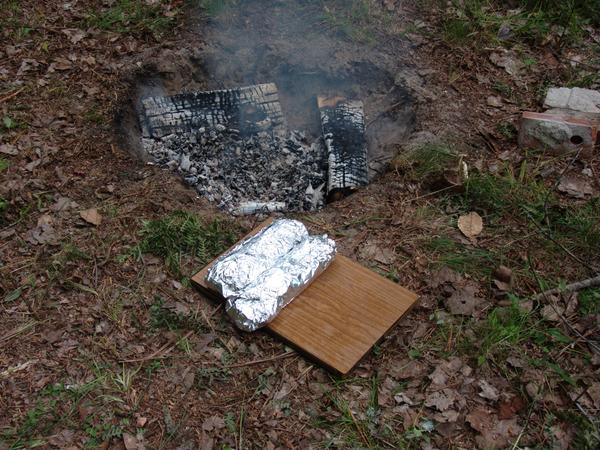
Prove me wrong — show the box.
[191,220,418,374]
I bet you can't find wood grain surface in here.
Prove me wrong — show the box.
[191,220,419,374]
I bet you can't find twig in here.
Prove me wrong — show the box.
[0,320,37,343]
[0,87,25,104]
[120,330,194,363]
[531,275,600,301]
[225,351,295,369]
[529,259,600,354]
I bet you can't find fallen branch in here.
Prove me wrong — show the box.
[0,87,25,104]
[532,275,600,301]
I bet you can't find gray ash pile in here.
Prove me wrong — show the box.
[142,127,327,214]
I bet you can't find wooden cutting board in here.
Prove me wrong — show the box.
[191,219,419,374]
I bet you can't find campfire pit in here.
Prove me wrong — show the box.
[138,82,376,215]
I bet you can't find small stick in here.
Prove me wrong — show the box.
[120,330,194,363]
[531,275,600,301]
[0,87,25,104]
[225,351,295,369]
[529,260,600,354]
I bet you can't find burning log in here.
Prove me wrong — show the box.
[140,83,286,138]
[318,96,369,201]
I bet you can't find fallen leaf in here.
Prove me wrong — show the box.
[25,214,58,245]
[80,208,102,226]
[458,212,483,238]
[490,51,524,76]
[0,143,18,155]
[202,415,225,432]
[425,388,458,411]
[498,396,526,419]
[541,304,564,322]
[389,359,428,379]
[61,28,86,44]
[478,379,500,401]
[558,174,593,198]
[429,266,463,288]
[587,382,600,409]
[136,416,148,427]
[123,432,145,450]
[467,407,522,450]
[53,57,73,71]
[446,283,482,315]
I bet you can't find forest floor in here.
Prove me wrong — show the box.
[1,1,599,449]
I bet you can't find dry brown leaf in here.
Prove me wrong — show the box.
[478,379,500,401]
[446,283,482,315]
[458,212,483,238]
[80,208,102,226]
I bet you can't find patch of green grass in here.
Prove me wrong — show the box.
[476,300,537,366]
[493,81,513,97]
[496,121,517,140]
[555,410,600,449]
[0,158,9,172]
[48,243,91,281]
[443,18,473,44]
[85,0,176,37]
[553,197,600,258]
[426,235,498,276]
[579,288,600,316]
[84,108,105,125]
[84,418,129,450]
[136,210,239,276]
[399,143,459,179]
[316,378,428,448]
[1,379,102,449]
[441,0,592,47]
[472,297,580,368]
[196,366,231,390]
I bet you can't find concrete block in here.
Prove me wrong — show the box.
[518,112,598,157]
[544,87,600,114]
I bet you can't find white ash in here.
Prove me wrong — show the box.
[142,127,327,213]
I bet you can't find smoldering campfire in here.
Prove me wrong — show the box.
[126,0,416,215]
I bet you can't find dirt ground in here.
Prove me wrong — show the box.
[1,1,599,449]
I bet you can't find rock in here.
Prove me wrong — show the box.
[557,174,593,198]
[518,111,598,157]
[544,87,600,115]
[179,154,191,171]
[486,96,503,108]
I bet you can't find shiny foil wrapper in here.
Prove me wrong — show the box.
[206,219,336,331]
[206,219,308,298]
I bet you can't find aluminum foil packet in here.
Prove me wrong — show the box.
[206,219,337,331]
[206,219,308,298]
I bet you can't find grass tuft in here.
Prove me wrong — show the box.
[85,0,176,37]
[136,211,239,275]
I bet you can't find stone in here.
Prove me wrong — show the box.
[518,112,598,157]
[544,87,600,115]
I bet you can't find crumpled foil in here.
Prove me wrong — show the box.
[206,219,336,331]
[206,219,308,298]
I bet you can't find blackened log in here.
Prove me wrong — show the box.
[318,96,368,201]
[140,83,286,138]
